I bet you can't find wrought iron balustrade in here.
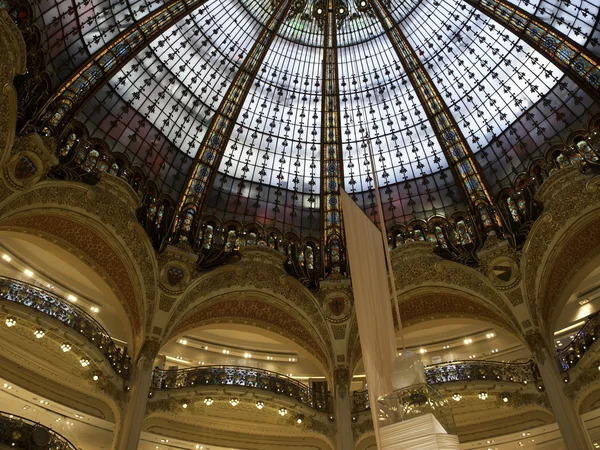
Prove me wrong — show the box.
[425,359,539,385]
[151,365,332,413]
[0,411,76,450]
[0,276,130,380]
[557,310,600,371]
[351,359,539,413]
[351,389,370,413]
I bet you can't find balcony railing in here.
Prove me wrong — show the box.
[0,411,77,450]
[151,365,332,414]
[557,310,600,372]
[377,383,457,435]
[425,359,539,385]
[351,360,539,413]
[0,276,130,380]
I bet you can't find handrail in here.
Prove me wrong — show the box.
[0,276,130,380]
[351,359,539,413]
[425,359,539,384]
[152,365,333,413]
[0,411,77,449]
[557,310,600,372]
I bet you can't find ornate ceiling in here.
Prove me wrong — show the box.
[35,0,600,235]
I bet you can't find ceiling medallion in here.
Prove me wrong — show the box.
[324,292,352,322]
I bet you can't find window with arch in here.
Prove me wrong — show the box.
[202,225,214,250]
[507,197,520,223]
[454,220,472,245]
[81,148,100,172]
[434,225,447,248]
[576,139,598,161]
[226,230,237,252]
[305,244,315,270]
[108,162,120,175]
[477,204,493,228]
[59,132,78,157]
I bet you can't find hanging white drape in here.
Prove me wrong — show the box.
[341,190,397,447]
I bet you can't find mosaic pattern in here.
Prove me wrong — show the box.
[27,0,600,229]
[42,0,211,131]
[177,0,292,235]
[467,0,600,102]
[371,0,494,207]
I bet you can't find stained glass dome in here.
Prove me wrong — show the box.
[35,0,600,238]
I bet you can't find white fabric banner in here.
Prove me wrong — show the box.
[341,190,397,447]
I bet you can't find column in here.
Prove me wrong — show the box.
[527,332,593,450]
[112,340,160,450]
[334,367,353,450]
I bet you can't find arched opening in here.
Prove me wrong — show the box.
[0,231,132,344]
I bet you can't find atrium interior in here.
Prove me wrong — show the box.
[0,0,599,448]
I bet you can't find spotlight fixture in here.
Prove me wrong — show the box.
[67,294,77,302]
[5,317,16,327]
[229,398,239,406]
[478,392,488,400]
[222,349,230,355]
[296,415,304,424]
[90,306,100,313]
[463,338,472,345]
[34,329,45,338]
[486,332,495,338]
[502,395,509,403]
[255,401,264,410]
[244,352,252,358]
[204,398,213,406]
[23,269,33,277]
[61,343,72,352]
[182,401,188,409]
[278,407,287,416]
[451,393,461,402]
[419,348,427,354]
[1,254,11,262]
[92,374,99,381]
[80,358,90,367]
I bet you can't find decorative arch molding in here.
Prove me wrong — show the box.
[522,166,600,331]
[164,292,332,375]
[539,214,600,335]
[390,242,521,331]
[398,288,521,337]
[164,249,332,365]
[0,11,26,165]
[349,288,524,375]
[0,178,161,346]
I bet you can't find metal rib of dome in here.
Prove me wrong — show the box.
[34,0,600,234]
